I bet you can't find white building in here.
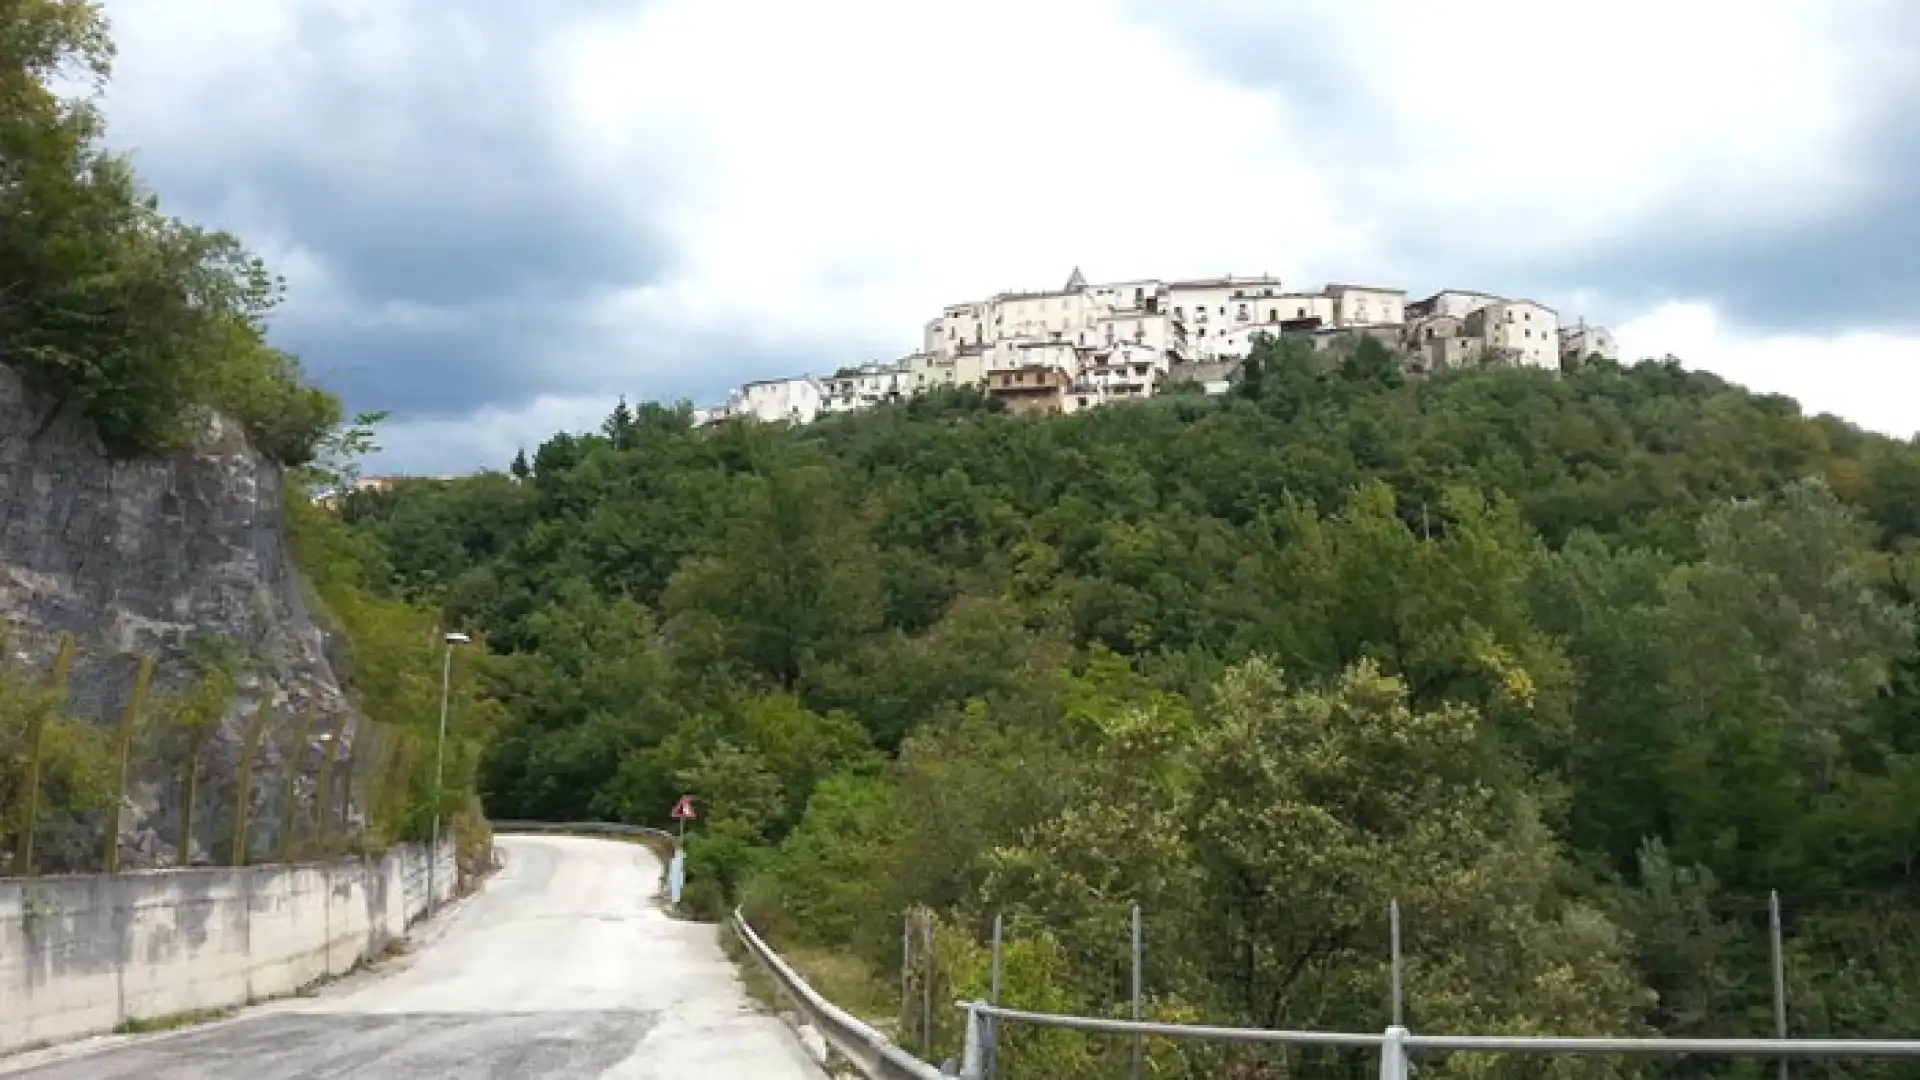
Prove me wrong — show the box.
[1324,283,1407,328]
[1085,278,1164,316]
[1077,312,1171,354]
[1465,299,1560,368]
[1259,292,1337,327]
[1409,289,1503,321]
[695,267,1595,427]
[733,376,826,425]
[1166,276,1286,361]
[820,362,912,414]
[989,338,1079,373]
[1560,322,1619,362]
[1067,342,1170,411]
[926,302,989,360]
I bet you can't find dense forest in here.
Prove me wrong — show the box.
[339,337,1920,1074]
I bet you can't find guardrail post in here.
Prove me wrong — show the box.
[1771,889,1789,1080]
[989,913,1003,1080]
[959,1002,988,1080]
[922,912,935,1055]
[1379,1024,1410,1080]
[1131,901,1144,1080]
[1390,898,1405,1027]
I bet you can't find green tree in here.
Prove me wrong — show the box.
[664,464,882,688]
[1188,658,1649,1048]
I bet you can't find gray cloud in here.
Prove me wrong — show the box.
[102,0,680,427]
[1529,116,1920,335]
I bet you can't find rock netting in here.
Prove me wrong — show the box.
[0,365,360,872]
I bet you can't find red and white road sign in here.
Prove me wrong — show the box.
[670,795,698,821]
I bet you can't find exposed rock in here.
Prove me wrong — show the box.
[0,364,361,872]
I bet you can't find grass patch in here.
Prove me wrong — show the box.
[721,923,784,1013]
[112,1007,234,1035]
[779,942,896,1027]
[721,917,899,1035]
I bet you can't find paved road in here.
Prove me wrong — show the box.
[0,835,823,1079]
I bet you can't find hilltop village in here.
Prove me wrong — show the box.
[693,269,1618,424]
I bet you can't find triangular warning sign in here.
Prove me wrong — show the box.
[670,795,698,820]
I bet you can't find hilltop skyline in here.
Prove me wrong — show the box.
[92,0,1920,471]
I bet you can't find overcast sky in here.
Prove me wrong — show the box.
[96,0,1920,474]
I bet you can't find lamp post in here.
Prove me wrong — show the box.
[428,631,470,913]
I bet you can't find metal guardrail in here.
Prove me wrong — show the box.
[732,909,948,1080]
[487,826,1920,1078]
[953,1002,1920,1080]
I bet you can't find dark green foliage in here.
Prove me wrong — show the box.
[340,324,1920,1049]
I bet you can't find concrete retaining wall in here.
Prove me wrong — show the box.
[0,841,456,1055]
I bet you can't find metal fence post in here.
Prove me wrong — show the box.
[902,911,913,1037]
[923,911,935,1056]
[230,694,273,866]
[312,713,341,856]
[989,912,1003,1080]
[1131,901,1144,1080]
[1379,1024,1410,1080]
[277,701,318,863]
[1390,899,1405,1027]
[1771,889,1789,1080]
[103,655,154,874]
[15,634,77,877]
[960,1002,988,1080]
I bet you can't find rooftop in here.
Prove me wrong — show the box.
[1168,274,1282,290]
[1324,282,1408,295]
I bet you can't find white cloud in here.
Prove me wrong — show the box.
[1616,302,1920,439]
[1137,0,1901,266]
[547,0,1353,350]
[371,395,614,477]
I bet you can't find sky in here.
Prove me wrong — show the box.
[94,0,1920,474]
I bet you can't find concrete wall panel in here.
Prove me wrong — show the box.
[0,842,456,1056]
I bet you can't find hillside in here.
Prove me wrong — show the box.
[341,339,1920,1069]
[0,1,493,876]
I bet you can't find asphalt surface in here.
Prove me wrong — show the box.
[0,835,824,1079]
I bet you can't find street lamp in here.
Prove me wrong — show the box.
[428,631,470,913]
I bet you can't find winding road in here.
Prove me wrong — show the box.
[0,835,823,1079]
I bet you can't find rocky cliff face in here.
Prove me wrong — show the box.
[0,364,356,871]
